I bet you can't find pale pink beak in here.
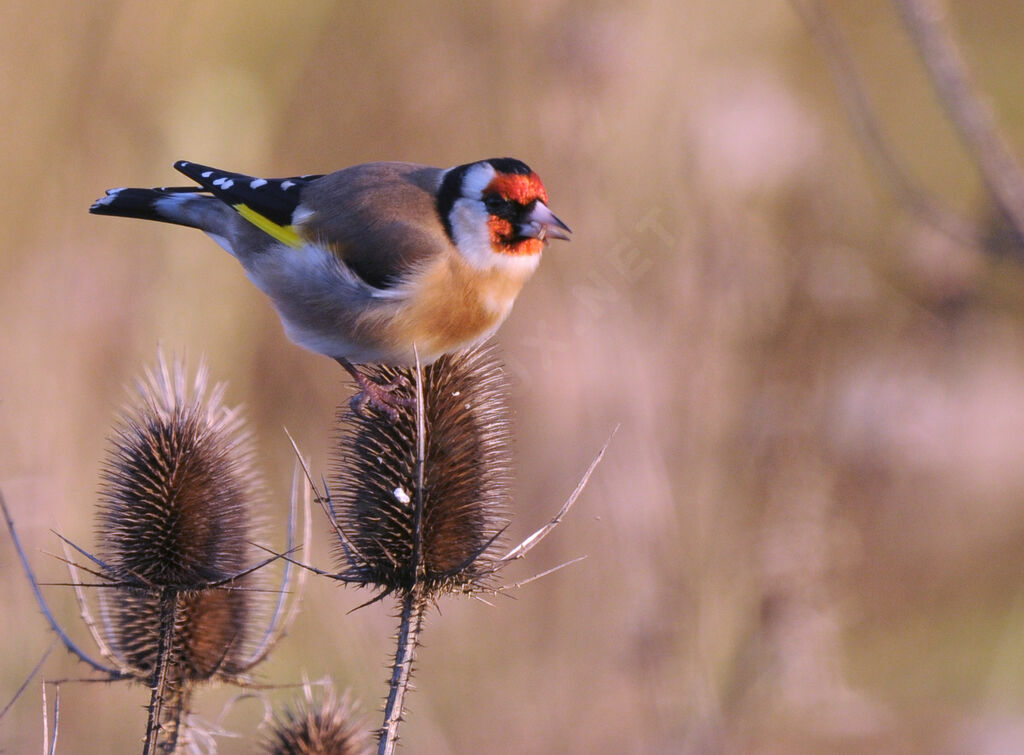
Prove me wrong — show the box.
[520,201,572,242]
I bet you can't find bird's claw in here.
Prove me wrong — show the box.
[349,375,414,421]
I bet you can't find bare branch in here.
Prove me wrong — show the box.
[284,427,371,569]
[0,642,53,721]
[500,426,617,564]
[48,684,59,755]
[243,462,314,669]
[497,555,589,594]
[62,541,122,671]
[0,489,122,676]
[894,0,1024,239]
[249,541,340,580]
[791,0,979,244]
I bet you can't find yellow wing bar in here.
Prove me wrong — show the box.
[234,203,303,248]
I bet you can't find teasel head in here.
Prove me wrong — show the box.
[323,345,514,755]
[95,353,268,749]
[321,343,606,754]
[99,357,256,590]
[329,344,512,600]
[262,685,369,755]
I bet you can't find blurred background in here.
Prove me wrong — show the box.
[4,1,1024,752]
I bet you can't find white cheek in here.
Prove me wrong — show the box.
[449,199,495,269]
[450,198,544,276]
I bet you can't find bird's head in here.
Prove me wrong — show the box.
[438,158,571,271]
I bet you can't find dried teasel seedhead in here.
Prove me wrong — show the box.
[262,686,369,755]
[96,355,264,681]
[331,345,512,597]
[109,585,256,681]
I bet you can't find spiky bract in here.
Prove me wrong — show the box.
[263,687,369,755]
[331,345,512,597]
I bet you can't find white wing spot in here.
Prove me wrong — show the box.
[250,178,268,189]
[281,180,296,190]
[201,170,213,178]
[213,177,235,190]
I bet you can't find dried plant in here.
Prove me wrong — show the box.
[3,354,302,753]
[2,348,608,753]
[97,358,262,699]
[329,346,512,599]
[295,345,611,754]
[262,683,369,755]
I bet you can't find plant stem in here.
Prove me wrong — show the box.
[143,589,182,755]
[378,590,425,755]
[894,0,1024,239]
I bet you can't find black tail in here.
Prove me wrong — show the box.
[89,186,203,224]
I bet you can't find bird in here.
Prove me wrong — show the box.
[90,158,571,414]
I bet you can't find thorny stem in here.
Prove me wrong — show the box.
[0,642,52,721]
[378,591,426,755]
[143,589,182,755]
[0,489,122,677]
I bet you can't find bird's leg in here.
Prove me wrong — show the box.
[336,358,413,420]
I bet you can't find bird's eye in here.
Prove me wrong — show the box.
[483,194,513,216]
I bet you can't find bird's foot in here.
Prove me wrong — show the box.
[338,358,414,420]
[349,374,414,420]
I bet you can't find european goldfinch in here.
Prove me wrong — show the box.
[90,158,570,413]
